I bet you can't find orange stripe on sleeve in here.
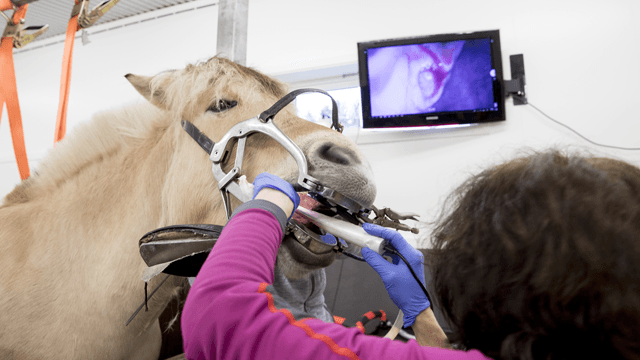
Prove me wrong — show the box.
[333,315,346,325]
[258,283,361,360]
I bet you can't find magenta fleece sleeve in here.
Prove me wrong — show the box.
[181,202,491,360]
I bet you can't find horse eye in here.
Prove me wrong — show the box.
[208,99,238,113]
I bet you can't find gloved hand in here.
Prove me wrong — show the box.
[360,223,430,328]
[252,173,300,219]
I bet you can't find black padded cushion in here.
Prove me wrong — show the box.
[139,224,223,277]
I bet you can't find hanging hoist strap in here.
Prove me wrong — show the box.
[0,0,13,11]
[0,37,29,179]
[258,88,344,133]
[0,0,26,12]
[55,0,121,144]
[55,0,81,144]
[0,3,31,180]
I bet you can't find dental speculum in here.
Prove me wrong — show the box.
[181,88,419,339]
[181,88,419,254]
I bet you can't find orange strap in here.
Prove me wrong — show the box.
[0,5,30,180]
[0,2,29,22]
[0,0,10,10]
[55,2,80,144]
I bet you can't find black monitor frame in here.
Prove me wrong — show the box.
[358,29,505,130]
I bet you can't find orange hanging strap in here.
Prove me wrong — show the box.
[55,8,79,144]
[11,3,27,22]
[0,36,29,179]
[54,0,121,144]
[1,4,48,179]
[0,0,11,11]
[0,4,32,180]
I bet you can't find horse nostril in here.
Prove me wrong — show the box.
[315,143,359,166]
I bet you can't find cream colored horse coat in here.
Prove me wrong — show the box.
[0,57,376,359]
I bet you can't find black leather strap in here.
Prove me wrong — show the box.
[258,88,344,133]
[181,119,215,155]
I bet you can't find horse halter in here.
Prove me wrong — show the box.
[181,88,368,220]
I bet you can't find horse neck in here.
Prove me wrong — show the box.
[0,105,180,346]
[4,106,180,284]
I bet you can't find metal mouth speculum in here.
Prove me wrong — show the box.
[181,91,421,260]
[181,88,360,220]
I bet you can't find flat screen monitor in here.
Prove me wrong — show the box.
[357,30,505,130]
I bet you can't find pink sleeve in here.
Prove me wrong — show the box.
[181,206,491,360]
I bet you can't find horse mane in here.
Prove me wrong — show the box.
[2,102,170,206]
[1,56,287,207]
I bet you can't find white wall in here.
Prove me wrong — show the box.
[249,0,640,246]
[3,0,640,247]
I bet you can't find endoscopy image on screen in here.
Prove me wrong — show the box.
[367,38,496,118]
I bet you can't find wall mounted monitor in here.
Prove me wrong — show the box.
[357,29,505,130]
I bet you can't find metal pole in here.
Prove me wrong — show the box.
[216,0,248,66]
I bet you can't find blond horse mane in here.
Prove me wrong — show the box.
[1,103,169,206]
[2,56,288,207]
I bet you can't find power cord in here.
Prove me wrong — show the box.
[383,246,432,305]
[513,95,640,151]
[338,240,433,305]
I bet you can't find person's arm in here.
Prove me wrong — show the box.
[254,191,451,347]
[181,173,488,360]
[412,308,451,348]
[254,187,293,215]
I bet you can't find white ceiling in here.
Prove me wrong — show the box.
[1,0,199,44]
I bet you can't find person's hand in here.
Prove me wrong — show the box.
[360,223,429,328]
[252,173,300,219]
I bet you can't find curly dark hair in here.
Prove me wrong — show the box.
[429,150,640,359]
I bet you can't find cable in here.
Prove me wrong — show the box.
[339,239,432,304]
[384,247,432,305]
[514,95,640,151]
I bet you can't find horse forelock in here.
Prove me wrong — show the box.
[150,56,288,119]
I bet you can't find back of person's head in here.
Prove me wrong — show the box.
[429,150,640,359]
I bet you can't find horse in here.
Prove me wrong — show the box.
[0,56,377,360]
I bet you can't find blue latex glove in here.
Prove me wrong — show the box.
[361,223,430,328]
[252,173,300,219]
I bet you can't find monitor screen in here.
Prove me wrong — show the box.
[358,30,505,129]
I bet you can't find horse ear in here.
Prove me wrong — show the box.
[125,74,168,109]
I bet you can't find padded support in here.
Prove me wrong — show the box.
[139,224,222,277]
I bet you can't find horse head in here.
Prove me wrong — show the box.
[126,56,377,279]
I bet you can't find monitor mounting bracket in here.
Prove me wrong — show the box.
[504,54,527,106]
